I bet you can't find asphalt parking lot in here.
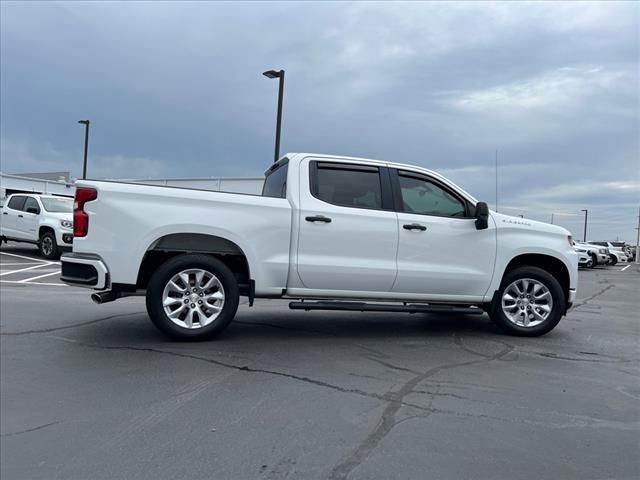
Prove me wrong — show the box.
[1,243,639,480]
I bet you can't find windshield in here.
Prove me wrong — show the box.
[41,197,73,213]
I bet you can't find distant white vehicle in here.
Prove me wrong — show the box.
[576,251,593,268]
[588,241,628,265]
[574,242,609,267]
[0,194,73,259]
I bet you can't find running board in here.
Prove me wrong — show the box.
[288,301,484,315]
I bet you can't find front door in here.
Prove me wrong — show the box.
[296,159,398,292]
[391,169,496,298]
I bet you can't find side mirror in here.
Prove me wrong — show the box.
[475,202,489,230]
[26,207,39,215]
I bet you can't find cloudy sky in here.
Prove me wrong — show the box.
[1,1,639,240]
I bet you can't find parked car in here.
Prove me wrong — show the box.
[575,250,593,268]
[575,242,609,267]
[589,241,630,264]
[0,194,73,259]
[61,153,578,339]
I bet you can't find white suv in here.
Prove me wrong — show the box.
[0,194,74,259]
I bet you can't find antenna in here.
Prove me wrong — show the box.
[495,149,498,212]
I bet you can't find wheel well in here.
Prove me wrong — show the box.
[38,226,55,239]
[504,254,570,302]
[136,233,251,294]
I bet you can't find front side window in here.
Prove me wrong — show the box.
[41,197,73,212]
[312,162,382,210]
[398,172,466,217]
[262,161,288,199]
[7,196,26,211]
[23,197,40,213]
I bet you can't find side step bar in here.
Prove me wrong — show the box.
[289,301,484,315]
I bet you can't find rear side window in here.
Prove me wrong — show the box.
[312,162,382,210]
[7,196,26,211]
[262,161,288,198]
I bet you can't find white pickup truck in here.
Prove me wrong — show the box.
[61,153,578,340]
[1,194,74,259]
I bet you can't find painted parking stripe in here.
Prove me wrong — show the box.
[0,280,67,287]
[0,251,60,265]
[19,271,60,283]
[0,263,55,277]
[0,262,43,266]
[621,265,631,272]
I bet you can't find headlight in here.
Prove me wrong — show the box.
[61,220,73,228]
[599,248,606,254]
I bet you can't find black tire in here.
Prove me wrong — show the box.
[590,253,597,268]
[145,254,239,341]
[39,231,60,259]
[489,266,565,337]
[609,255,617,266]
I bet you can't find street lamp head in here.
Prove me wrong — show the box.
[78,120,90,125]
[262,69,283,79]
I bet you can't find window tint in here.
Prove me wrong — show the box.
[24,197,40,213]
[398,173,466,217]
[314,163,382,209]
[7,196,26,211]
[262,162,288,198]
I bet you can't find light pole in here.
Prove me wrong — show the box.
[581,209,588,242]
[263,69,285,163]
[78,120,90,179]
[551,213,554,224]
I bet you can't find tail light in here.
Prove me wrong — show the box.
[74,187,98,237]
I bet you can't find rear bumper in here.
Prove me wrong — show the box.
[60,252,109,289]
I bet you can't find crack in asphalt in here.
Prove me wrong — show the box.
[48,335,392,402]
[328,342,514,480]
[532,352,635,364]
[0,312,145,336]
[1,421,60,437]
[572,284,614,310]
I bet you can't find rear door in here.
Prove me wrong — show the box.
[391,169,496,298]
[1,195,27,239]
[295,159,398,292]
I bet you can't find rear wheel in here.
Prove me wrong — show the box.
[489,266,565,337]
[590,253,597,268]
[146,254,239,341]
[39,231,60,260]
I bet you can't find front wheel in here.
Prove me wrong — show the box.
[146,254,239,341]
[609,255,617,266]
[590,253,597,268]
[489,266,565,337]
[39,231,60,260]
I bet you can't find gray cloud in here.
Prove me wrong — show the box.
[1,1,638,240]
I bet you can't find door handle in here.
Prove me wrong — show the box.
[403,223,426,231]
[18,214,23,218]
[2,212,7,215]
[305,215,332,223]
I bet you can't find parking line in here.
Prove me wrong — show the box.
[0,280,67,287]
[0,262,42,266]
[0,263,55,277]
[621,265,630,272]
[0,251,60,265]
[19,271,60,283]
